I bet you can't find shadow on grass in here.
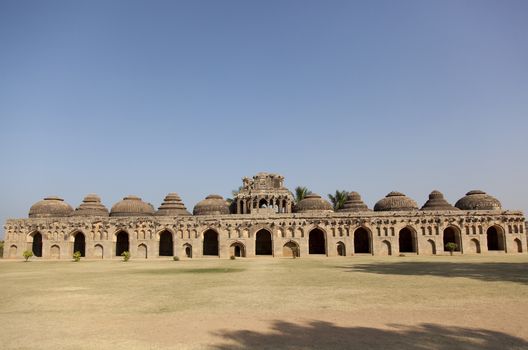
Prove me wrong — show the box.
[212,320,528,349]
[342,262,528,284]
[135,267,245,275]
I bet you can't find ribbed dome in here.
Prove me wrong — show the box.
[455,190,502,211]
[374,191,418,212]
[110,196,155,217]
[193,194,230,216]
[156,193,191,216]
[294,194,333,213]
[29,196,74,218]
[338,192,370,212]
[420,190,459,211]
[72,194,109,216]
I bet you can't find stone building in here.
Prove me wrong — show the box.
[2,173,526,259]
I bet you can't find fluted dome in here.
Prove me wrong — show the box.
[455,190,502,211]
[110,196,155,217]
[29,196,74,218]
[294,193,333,213]
[421,190,459,211]
[156,193,191,216]
[193,194,230,216]
[374,191,418,211]
[73,194,109,216]
[338,192,370,212]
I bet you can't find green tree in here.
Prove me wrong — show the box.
[72,251,81,262]
[121,251,130,262]
[23,250,33,262]
[328,190,349,211]
[445,242,458,256]
[294,186,312,204]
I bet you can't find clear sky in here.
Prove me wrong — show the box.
[1,0,527,238]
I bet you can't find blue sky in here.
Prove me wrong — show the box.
[1,0,527,238]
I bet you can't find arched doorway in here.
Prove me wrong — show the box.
[159,230,174,256]
[469,239,481,254]
[487,226,505,251]
[203,230,219,256]
[354,228,371,253]
[32,232,43,257]
[73,232,86,257]
[309,228,326,254]
[514,238,522,253]
[399,228,416,253]
[50,245,60,259]
[138,244,147,259]
[230,242,245,257]
[283,241,299,257]
[427,240,436,255]
[380,240,392,256]
[184,244,192,258]
[9,245,17,258]
[116,231,129,256]
[337,242,346,256]
[255,229,272,255]
[443,227,461,252]
[94,244,104,259]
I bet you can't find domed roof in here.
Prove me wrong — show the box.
[110,196,155,217]
[294,193,333,213]
[73,194,109,216]
[156,193,191,216]
[454,190,502,211]
[193,194,230,216]
[374,191,418,212]
[338,192,370,212]
[29,196,74,218]
[420,190,459,211]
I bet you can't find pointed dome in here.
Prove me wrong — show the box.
[374,191,418,212]
[156,193,191,216]
[73,194,109,216]
[110,196,155,217]
[338,192,370,212]
[421,190,459,211]
[294,193,333,213]
[193,194,230,216]
[29,196,74,218]
[455,190,502,211]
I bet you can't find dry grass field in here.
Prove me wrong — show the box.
[1,255,527,349]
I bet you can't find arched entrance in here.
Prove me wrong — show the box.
[184,244,192,258]
[427,239,436,255]
[94,244,104,259]
[283,241,299,257]
[443,227,461,252]
[337,242,346,256]
[380,240,392,256]
[203,230,219,256]
[230,242,246,257]
[309,228,326,254]
[469,239,481,254]
[487,226,505,251]
[138,244,148,259]
[354,228,371,253]
[514,238,523,253]
[9,245,17,258]
[32,232,43,257]
[159,230,174,256]
[399,228,416,253]
[73,232,86,257]
[116,231,129,256]
[255,229,272,255]
[50,245,60,259]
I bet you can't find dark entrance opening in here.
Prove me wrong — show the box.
[399,228,415,253]
[309,229,326,254]
[255,229,272,255]
[443,227,460,252]
[185,245,192,258]
[203,230,219,256]
[32,232,42,257]
[116,231,129,256]
[354,228,370,253]
[337,242,346,256]
[159,230,174,256]
[73,232,86,257]
[487,226,504,251]
[234,245,241,257]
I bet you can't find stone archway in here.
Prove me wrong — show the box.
[487,226,505,251]
[73,232,86,257]
[50,245,60,259]
[9,245,17,258]
[283,241,299,258]
[138,244,148,259]
[230,242,246,257]
[337,242,346,256]
[380,240,392,256]
[31,232,43,257]
[203,230,219,256]
[184,244,193,258]
[443,227,461,252]
[255,229,272,255]
[116,231,129,256]
[159,230,174,256]
[399,228,416,253]
[354,228,371,253]
[308,228,326,254]
[469,239,481,254]
[94,244,104,259]
[427,239,436,255]
[514,238,523,253]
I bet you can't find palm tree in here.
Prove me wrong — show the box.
[294,186,312,204]
[328,190,349,211]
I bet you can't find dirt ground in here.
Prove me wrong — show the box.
[1,255,527,349]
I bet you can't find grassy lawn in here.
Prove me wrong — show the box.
[1,255,527,349]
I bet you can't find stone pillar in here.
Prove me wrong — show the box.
[237,199,241,214]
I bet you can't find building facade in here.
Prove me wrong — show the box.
[3,173,526,259]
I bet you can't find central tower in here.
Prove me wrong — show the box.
[234,172,294,214]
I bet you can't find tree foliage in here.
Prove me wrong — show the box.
[23,250,33,262]
[294,186,312,204]
[121,251,131,262]
[328,190,349,211]
[445,242,458,256]
[73,251,81,262]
